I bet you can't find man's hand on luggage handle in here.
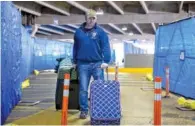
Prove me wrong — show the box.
[101,63,108,69]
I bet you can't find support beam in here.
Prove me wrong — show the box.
[109,34,155,41]
[38,26,65,35]
[36,13,188,24]
[139,1,149,14]
[14,5,41,16]
[186,4,195,17]
[66,1,88,13]
[36,30,52,36]
[108,23,126,34]
[179,1,184,13]
[132,23,143,35]
[36,33,155,41]
[102,28,112,35]
[151,23,156,33]
[57,39,74,43]
[49,24,75,33]
[31,24,40,37]
[107,1,124,15]
[34,1,70,16]
[99,26,112,35]
[66,24,79,29]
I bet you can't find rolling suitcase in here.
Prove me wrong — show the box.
[90,68,121,125]
[55,68,80,110]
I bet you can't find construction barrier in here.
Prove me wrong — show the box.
[164,67,170,98]
[154,77,162,125]
[61,73,70,125]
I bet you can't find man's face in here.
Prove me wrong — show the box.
[86,17,97,27]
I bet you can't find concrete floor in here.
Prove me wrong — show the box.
[5,72,195,125]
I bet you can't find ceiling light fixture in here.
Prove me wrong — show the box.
[96,8,104,15]
[122,27,127,31]
[128,32,134,36]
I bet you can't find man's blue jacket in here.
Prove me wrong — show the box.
[73,23,111,64]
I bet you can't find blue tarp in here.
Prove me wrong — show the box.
[110,49,116,64]
[21,27,34,81]
[33,38,73,70]
[1,2,118,123]
[1,1,22,124]
[153,17,195,99]
[1,2,74,124]
[124,42,146,54]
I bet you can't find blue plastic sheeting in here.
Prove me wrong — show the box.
[0,2,2,122]
[124,42,133,54]
[124,42,146,54]
[110,49,116,64]
[1,1,22,124]
[153,17,195,99]
[33,38,73,70]
[1,2,74,124]
[21,27,34,81]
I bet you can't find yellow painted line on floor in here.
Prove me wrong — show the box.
[14,106,41,110]
[11,106,55,124]
[108,68,153,73]
[12,109,41,112]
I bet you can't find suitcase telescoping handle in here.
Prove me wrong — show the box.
[105,67,109,80]
[104,63,119,81]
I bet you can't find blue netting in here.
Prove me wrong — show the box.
[1,2,22,124]
[153,17,195,99]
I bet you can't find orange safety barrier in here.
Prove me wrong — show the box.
[61,73,70,125]
[164,67,170,98]
[154,77,162,126]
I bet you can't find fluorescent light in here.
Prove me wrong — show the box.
[96,11,104,15]
[96,8,104,15]
[122,27,127,31]
[128,32,134,36]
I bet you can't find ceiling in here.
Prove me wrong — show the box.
[13,1,195,42]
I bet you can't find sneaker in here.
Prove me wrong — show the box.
[79,111,88,119]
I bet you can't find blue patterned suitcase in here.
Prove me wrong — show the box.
[90,72,121,125]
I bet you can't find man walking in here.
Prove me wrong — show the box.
[72,9,111,119]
